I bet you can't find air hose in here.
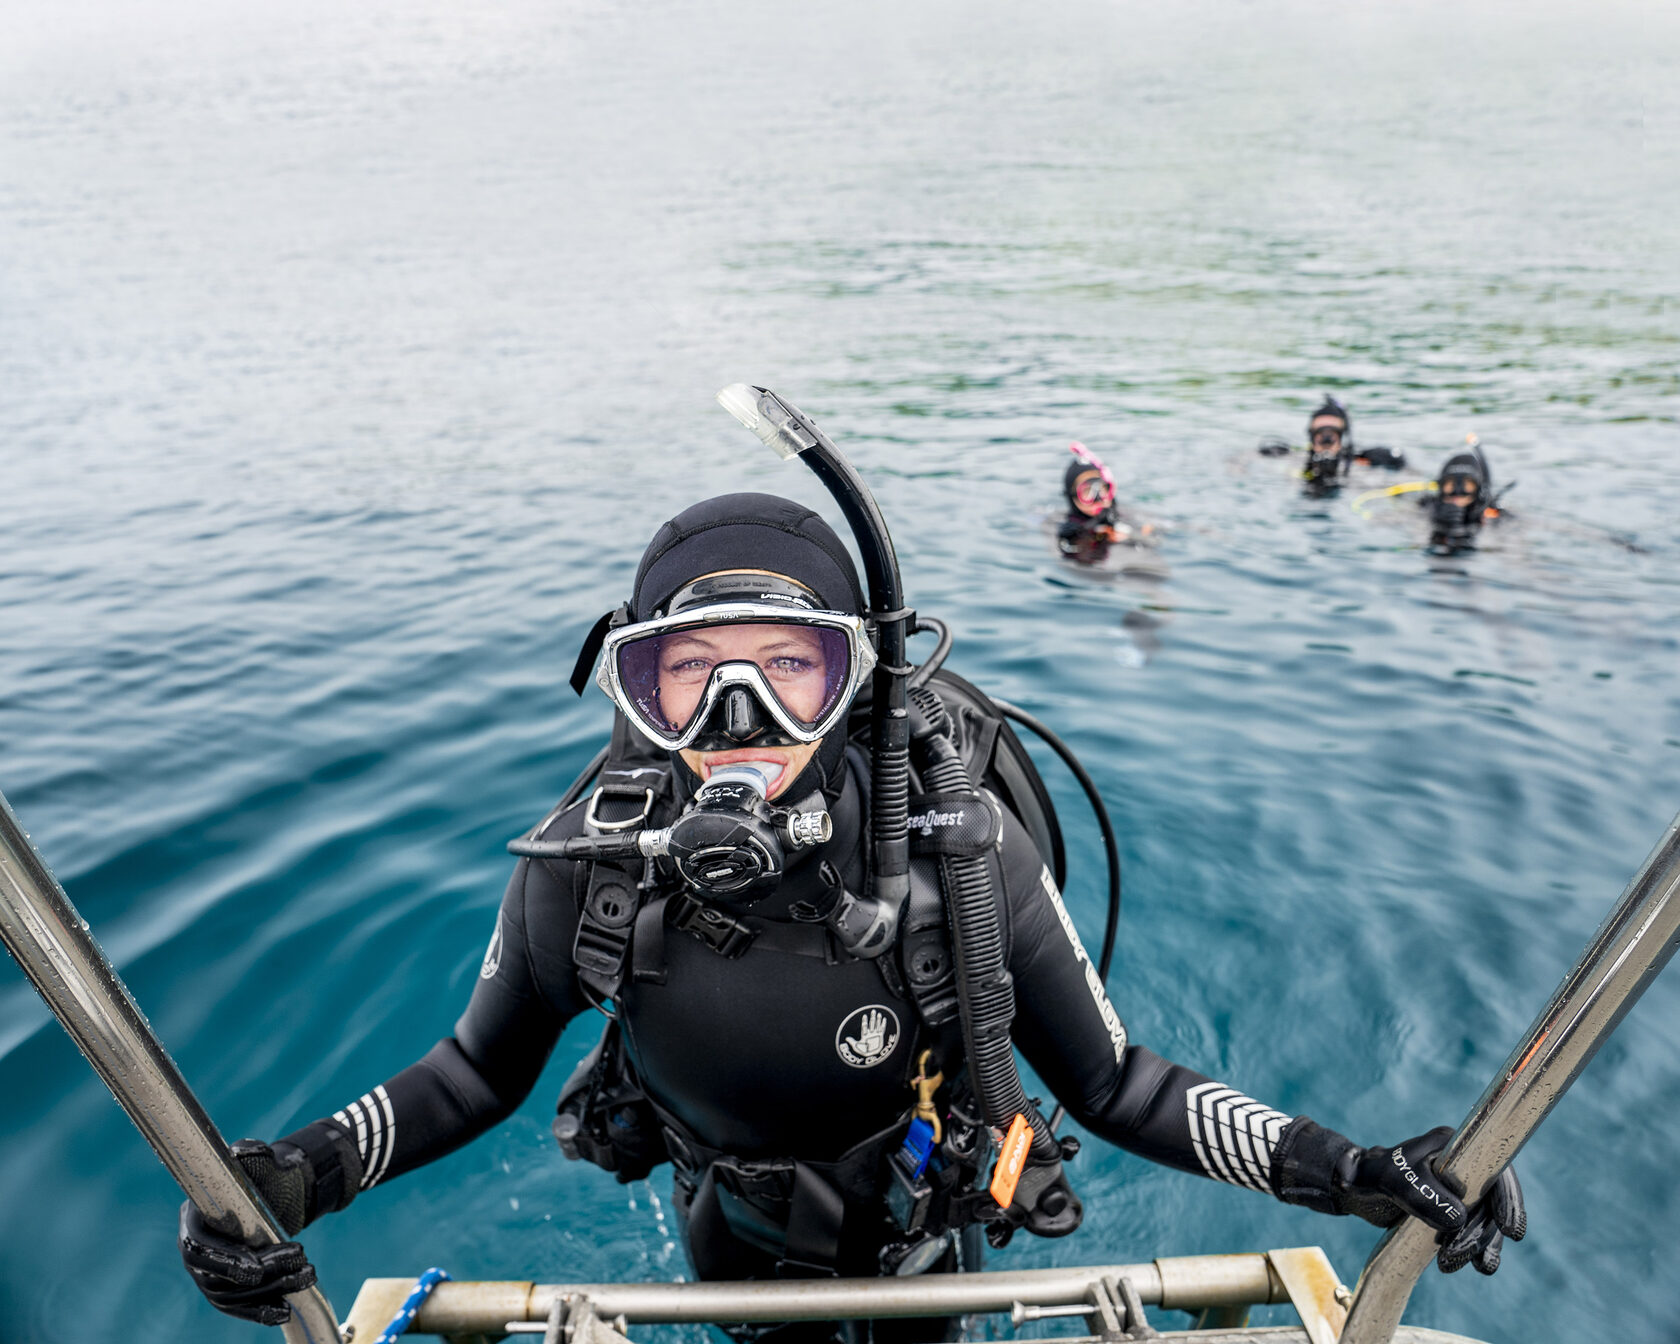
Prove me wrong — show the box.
[910,688,1080,1237]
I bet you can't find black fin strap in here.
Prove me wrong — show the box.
[570,605,628,696]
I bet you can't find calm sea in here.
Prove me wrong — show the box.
[2,2,1677,1340]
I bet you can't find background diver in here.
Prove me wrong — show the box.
[1425,436,1510,553]
[178,400,1524,1340]
[1349,434,1513,554]
[1057,441,1155,564]
[1258,395,1407,494]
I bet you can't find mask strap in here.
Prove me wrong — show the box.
[570,603,631,696]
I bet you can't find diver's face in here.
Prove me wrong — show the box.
[661,623,830,800]
[1071,469,1113,518]
[1308,419,1345,453]
[1441,478,1479,506]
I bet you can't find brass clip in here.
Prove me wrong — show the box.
[911,1048,944,1143]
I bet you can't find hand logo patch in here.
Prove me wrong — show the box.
[836,1004,901,1068]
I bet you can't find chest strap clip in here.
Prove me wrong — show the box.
[670,892,757,958]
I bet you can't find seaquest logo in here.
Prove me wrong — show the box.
[908,806,966,836]
[836,1005,901,1068]
[1391,1148,1463,1222]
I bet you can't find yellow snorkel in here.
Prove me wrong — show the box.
[1352,479,1436,519]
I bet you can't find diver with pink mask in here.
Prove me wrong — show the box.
[1057,442,1154,564]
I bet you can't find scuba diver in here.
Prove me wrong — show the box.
[1258,396,1407,495]
[1426,437,1510,554]
[1350,435,1513,554]
[1057,442,1155,565]
[178,387,1524,1339]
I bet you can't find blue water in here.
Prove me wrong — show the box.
[3,2,1678,1341]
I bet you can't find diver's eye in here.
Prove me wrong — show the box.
[765,655,821,678]
[663,656,714,681]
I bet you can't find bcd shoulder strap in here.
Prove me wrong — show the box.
[568,713,676,1003]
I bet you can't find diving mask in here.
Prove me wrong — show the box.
[1066,442,1117,516]
[596,602,877,750]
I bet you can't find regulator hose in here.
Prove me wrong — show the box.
[992,699,1121,983]
[908,616,954,689]
[910,689,1055,1164]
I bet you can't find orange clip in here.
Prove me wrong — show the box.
[989,1113,1032,1208]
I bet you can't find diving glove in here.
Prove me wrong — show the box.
[179,1127,363,1323]
[1271,1119,1525,1276]
[179,1141,316,1325]
[1357,446,1407,470]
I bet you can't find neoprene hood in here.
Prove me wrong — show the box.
[1308,395,1350,438]
[633,493,865,621]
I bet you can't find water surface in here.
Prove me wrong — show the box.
[2,2,1678,1341]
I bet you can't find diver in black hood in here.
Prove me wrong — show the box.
[1259,396,1407,495]
[1427,437,1509,553]
[1056,442,1155,564]
[1301,395,1356,492]
[177,391,1524,1340]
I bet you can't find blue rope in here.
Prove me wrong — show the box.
[373,1267,451,1344]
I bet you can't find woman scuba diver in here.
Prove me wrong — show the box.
[177,389,1523,1341]
[1057,441,1154,564]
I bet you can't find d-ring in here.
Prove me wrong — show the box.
[586,786,654,833]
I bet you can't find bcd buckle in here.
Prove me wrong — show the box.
[670,893,757,958]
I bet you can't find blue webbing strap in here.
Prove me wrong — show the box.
[373,1267,452,1344]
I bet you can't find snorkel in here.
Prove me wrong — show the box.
[717,386,1082,1241]
[716,385,911,958]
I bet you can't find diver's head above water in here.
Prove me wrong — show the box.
[605,492,870,804]
[1303,395,1353,489]
[1064,441,1118,519]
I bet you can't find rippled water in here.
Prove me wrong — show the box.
[3,2,1678,1341]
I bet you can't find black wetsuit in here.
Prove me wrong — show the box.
[283,749,1297,1287]
[1057,508,1149,565]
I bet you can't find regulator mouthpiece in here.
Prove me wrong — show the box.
[633,762,831,905]
[702,763,773,799]
[717,384,818,460]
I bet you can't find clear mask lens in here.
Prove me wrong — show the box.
[614,621,854,738]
